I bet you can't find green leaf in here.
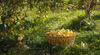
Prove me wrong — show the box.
[81,41,83,46]
[43,18,46,21]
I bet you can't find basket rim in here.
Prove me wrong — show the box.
[46,35,76,37]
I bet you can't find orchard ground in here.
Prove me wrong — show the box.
[0,10,100,55]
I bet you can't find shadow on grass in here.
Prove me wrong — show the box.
[23,16,61,47]
[92,14,100,20]
[58,16,86,31]
[75,31,100,44]
[45,16,60,24]
[58,15,98,31]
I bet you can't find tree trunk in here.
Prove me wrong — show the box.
[85,0,95,19]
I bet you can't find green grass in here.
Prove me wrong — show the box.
[22,10,86,43]
[22,10,100,55]
[1,10,100,55]
[22,10,100,44]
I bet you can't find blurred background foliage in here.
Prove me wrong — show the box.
[0,0,100,55]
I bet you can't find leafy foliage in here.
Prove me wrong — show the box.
[0,0,99,55]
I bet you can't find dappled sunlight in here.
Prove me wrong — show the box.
[0,0,100,55]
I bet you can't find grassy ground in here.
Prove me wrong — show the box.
[23,10,86,41]
[21,10,100,55]
[0,10,100,55]
[23,10,100,43]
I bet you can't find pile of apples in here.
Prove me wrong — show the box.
[46,29,76,37]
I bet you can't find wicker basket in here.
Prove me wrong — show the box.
[46,34,76,46]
